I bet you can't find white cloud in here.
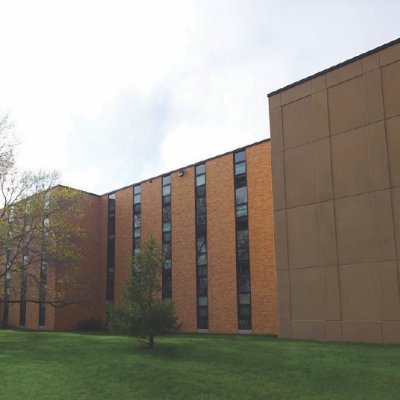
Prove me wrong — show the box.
[0,0,399,193]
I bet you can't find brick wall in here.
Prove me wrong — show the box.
[54,193,105,330]
[171,168,197,332]
[114,187,133,303]
[247,142,277,334]
[207,153,238,333]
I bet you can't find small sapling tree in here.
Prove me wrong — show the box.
[109,236,179,348]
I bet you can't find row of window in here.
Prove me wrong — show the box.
[38,203,50,327]
[162,175,172,301]
[234,150,252,330]
[2,208,14,326]
[104,151,252,329]
[3,198,49,328]
[133,185,141,258]
[195,163,208,329]
[106,193,116,301]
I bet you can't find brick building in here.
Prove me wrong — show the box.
[2,37,399,343]
[1,139,277,334]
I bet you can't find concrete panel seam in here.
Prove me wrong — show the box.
[379,65,400,308]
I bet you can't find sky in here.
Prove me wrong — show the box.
[0,0,399,194]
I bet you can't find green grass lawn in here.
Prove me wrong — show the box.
[0,330,399,400]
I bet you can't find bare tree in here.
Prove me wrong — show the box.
[0,114,86,327]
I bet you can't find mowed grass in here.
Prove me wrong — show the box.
[1,330,399,400]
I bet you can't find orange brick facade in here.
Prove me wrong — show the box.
[2,140,277,334]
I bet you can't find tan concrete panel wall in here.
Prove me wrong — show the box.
[171,168,197,332]
[269,40,400,343]
[247,141,277,334]
[207,154,237,333]
[114,187,133,303]
[141,178,162,244]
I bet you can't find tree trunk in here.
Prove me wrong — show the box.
[149,335,154,349]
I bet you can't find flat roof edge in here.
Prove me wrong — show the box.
[267,37,400,98]
[103,137,271,196]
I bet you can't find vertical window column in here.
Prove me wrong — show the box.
[234,150,252,330]
[133,185,141,260]
[20,206,29,326]
[19,251,28,327]
[195,163,208,329]
[162,175,172,301]
[3,208,14,327]
[106,193,116,301]
[39,193,50,327]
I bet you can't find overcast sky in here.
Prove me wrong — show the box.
[0,0,399,194]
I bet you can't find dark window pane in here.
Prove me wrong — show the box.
[236,218,248,231]
[163,244,171,259]
[107,238,115,256]
[198,306,208,318]
[196,214,207,226]
[196,198,206,215]
[163,281,172,298]
[162,185,171,196]
[197,254,207,266]
[198,277,207,295]
[235,187,248,205]
[235,150,246,163]
[238,274,251,292]
[236,204,248,218]
[196,185,206,197]
[198,296,207,306]
[163,195,171,204]
[196,223,206,235]
[162,175,171,185]
[237,230,249,248]
[163,231,171,242]
[134,203,141,213]
[235,162,246,176]
[239,293,250,305]
[235,174,247,188]
[239,304,251,318]
[163,269,172,280]
[196,164,205,175]
[238,261,250,275]
[134,214,141,228]
[196,175,205,187]
[134,238,141,248]
[197,237,207,254]
[198,265,207,277]
[237,248,249,261]
[108,217,115,234]
[162,206,171,222]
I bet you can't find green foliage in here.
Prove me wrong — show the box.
[109,236,179,347]
[1,113,87,316]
